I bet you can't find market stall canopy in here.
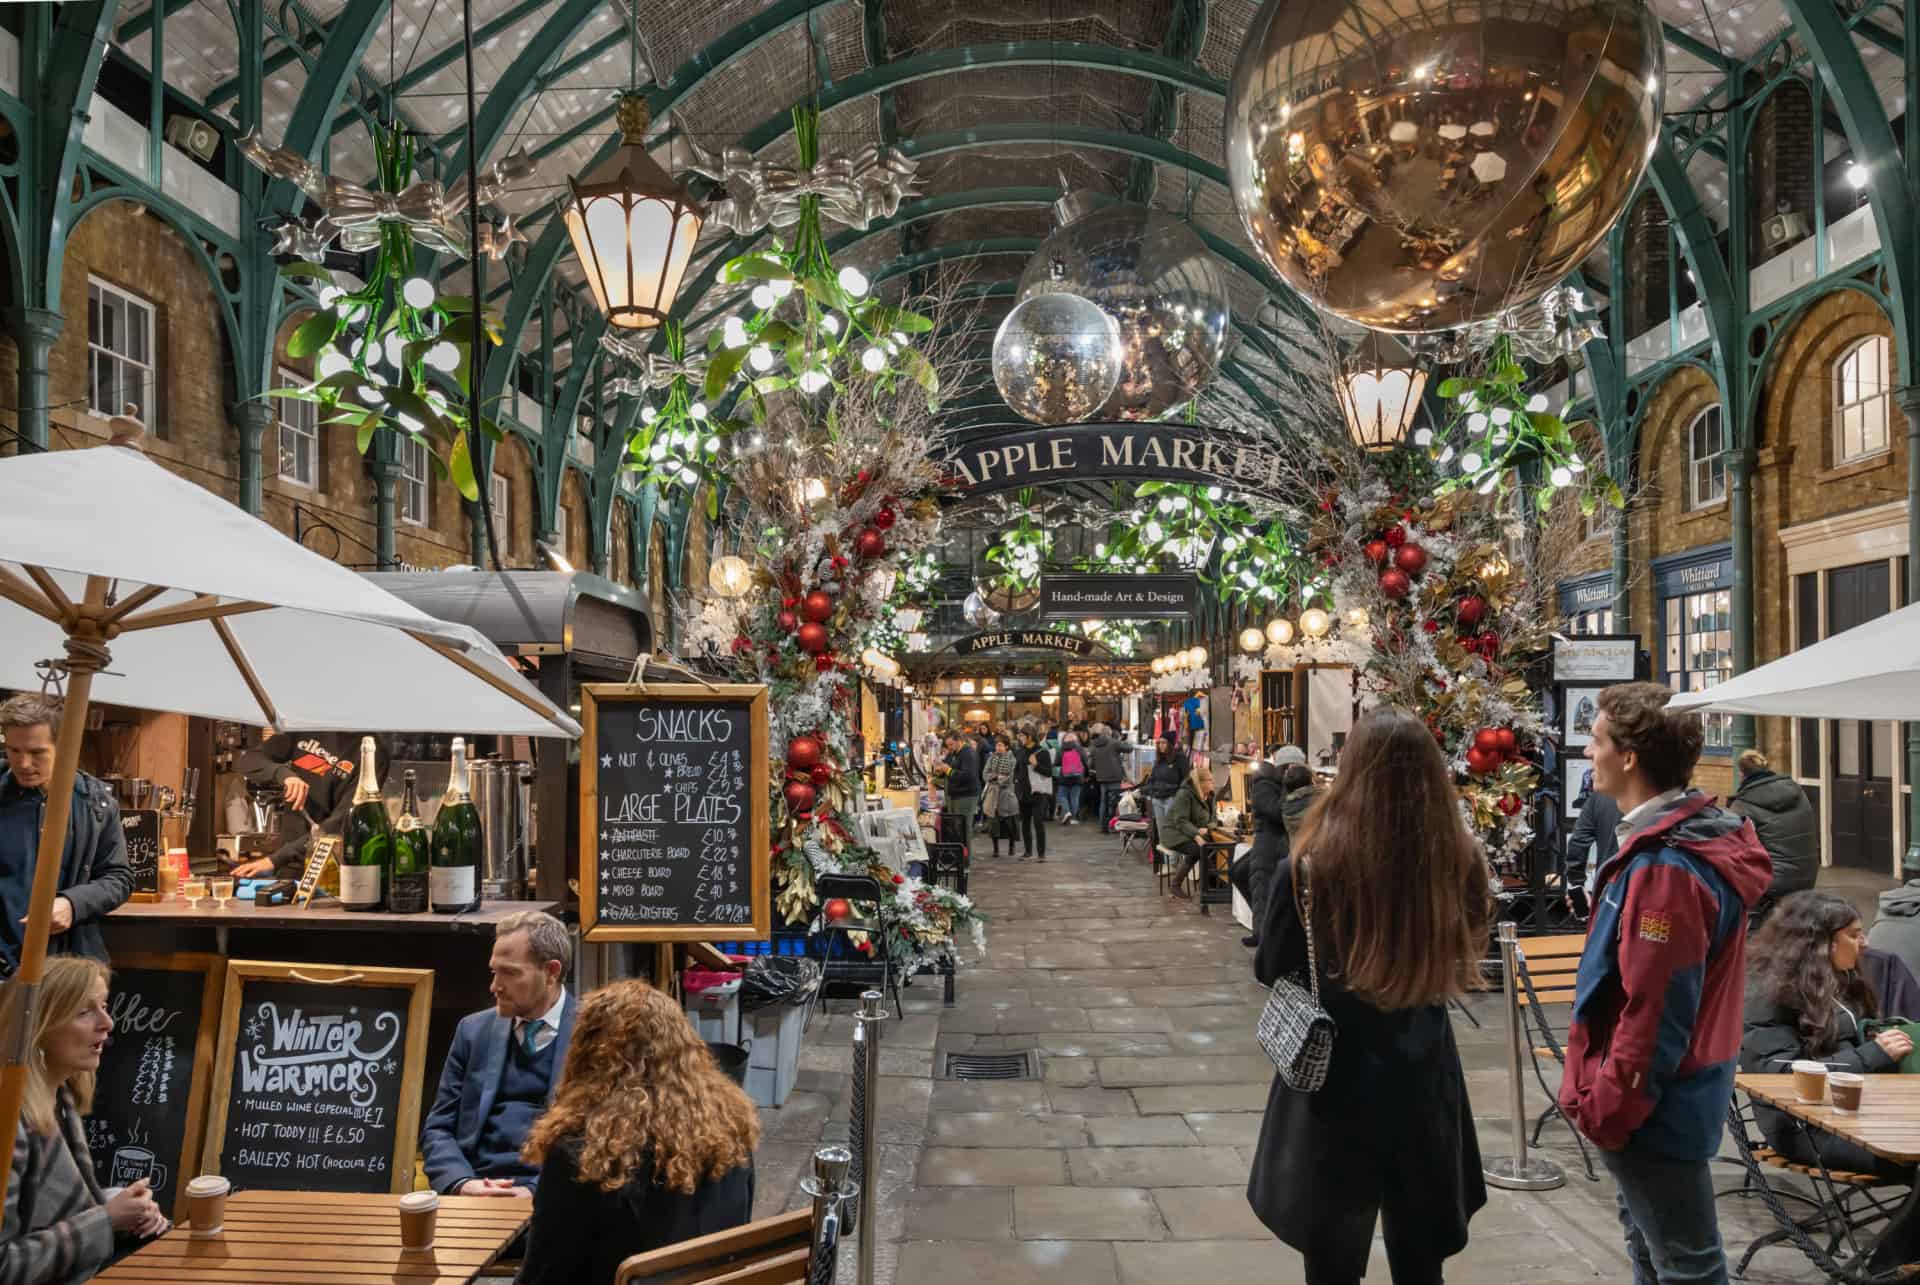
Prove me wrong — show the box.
[1667,602,1920,721]
[0,434,581,737]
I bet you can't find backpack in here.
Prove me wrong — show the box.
[1060,748,1084,778]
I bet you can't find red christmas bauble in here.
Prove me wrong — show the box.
[776,610,799,633]
[783,781,816,813]
[1498,793,1525,817]
[823,898,852,923]
[1465,746,1499,775]
[788,735,823,770]
[1378,568,1412,599]
[873,507,897,530]
[1456,594,1488,627]
[801,590,834,623]
[1365,539,1390,565]
[1384,524,1407,548]
[1475,631,1501,658]
[1393,543,1428,576]
[809,763,833,786]
[797,622,829,654]
[856,528,886,559]
[1494,727,1518,754]
[1473,728,1502,754]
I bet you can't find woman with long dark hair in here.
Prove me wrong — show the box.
[517,980,757,1283]
[1742,890,1915,1179]
[1247,707,1492,1284]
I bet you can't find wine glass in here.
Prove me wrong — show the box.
[210,877,234,909]
[181,878,208,910]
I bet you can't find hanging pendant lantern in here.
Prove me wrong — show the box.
[563,94,705,331]
[1336,333,1428,452]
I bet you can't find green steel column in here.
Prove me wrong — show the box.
[1611,517,1633,635]
[1902,386,1920,874]
[6,309,63,449]
[231,401,273,515]
[1727,446,1757,753]
[370,457,401,569]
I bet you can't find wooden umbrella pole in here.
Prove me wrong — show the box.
[0,575,109,1208]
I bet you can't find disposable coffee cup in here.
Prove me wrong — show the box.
[1830,1071,1865,1112]
[186,1175,230,1237]
[398,1191,439,1250]
[1791,1059,1829,1104]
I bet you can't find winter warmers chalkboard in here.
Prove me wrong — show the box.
[579,683,771,942]
[202,961,433,1194]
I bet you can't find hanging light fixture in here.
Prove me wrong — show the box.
[1190,645,1209,665]
[1239,626,1266,653]
[1265,617,1294,646]
[707,554,752,599]
[1300,607,1332,638]
[563,93,705,331]
[959,679,975,695]
[1335,333,1428,452]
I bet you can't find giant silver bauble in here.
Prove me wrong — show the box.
[992,293,1124,425]
[1018,204,1230,421]
[962,590,1001,630]
[1225,0,1663,334]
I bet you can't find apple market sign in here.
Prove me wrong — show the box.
[943,423,1291,499]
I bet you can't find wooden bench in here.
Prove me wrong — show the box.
[615,1209,814,1285]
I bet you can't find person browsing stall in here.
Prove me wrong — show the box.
[0,696,131,970]
[422,911,577,1196]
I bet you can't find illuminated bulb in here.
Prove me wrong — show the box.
[749,344,775,372]
[821,313,841,335]
[861,346,886,372]
[690,401,709,420]
[704,435,721,454]
[1568,456,1586,474]
[640,405,657,425]
[1478,473,1500,494]
[649,439,668,461]
[318,285,344,309]
[1491,407,1513,425]
[317,349,350,378]
[1413,427,1434,446]
[1550,466,1574,487]
[770,277,794,300]
[383,332,406,367]
[798,368,830,394]
[427,342,460,372]
[838,266,870,297]
[1191,645,1208,664]
[680,467,698,485]
[960,679,975,695]
[1299,608,1331,639]
[1847,162,1870,189]
[1345,607,1370,629]
[1526,393,1549,413]
[1468,412,1489,433]
[1437,445,1456,465]
[1461,452,1483,472]
[751,284,776,310]
[722,316,749,349]
[1266,617,1294,645]
[1206,486,1223,500]
[401,277,435,309]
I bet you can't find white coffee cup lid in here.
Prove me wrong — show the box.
[399,1191,439,1211]
[1791,1060,1828,1073]
[1830,1071,1865,1082]
[186,1175,230,1197]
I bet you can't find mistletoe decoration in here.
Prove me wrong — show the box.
[1099,482,1309,607]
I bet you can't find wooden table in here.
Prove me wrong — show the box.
[96,1189,531,1284]
[107,898,559,936]
[1737,1072,1920,1164]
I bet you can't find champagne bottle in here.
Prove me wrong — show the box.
[431,738,483,913]
[340,736,391,912]
[388,769,429,914]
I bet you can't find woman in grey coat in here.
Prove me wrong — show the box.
[981,735,1021,859]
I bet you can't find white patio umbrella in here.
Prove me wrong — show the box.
[1388,120,1419,143]
[1668,602,1920,720]
[1438,123,1468,141]
[0,421,582,1200]
[1471,151,1510,184]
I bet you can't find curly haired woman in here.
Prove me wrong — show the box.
[515,980,758,1284]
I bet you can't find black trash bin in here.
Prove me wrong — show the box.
[706,1041,751,1086]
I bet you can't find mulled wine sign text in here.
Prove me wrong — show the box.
[944,424,1292,499]
[581,684,772,943]
[86,954,225,1220]
[204,962,433,1195]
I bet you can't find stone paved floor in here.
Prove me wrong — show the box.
[752,821,1839,1283]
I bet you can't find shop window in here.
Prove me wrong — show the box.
[489,469,510,543]
[1795,571,1819,778]
[1569,607,1615,636]
[399,438,429,526]
[1663,588,1732,749]
[558,502,573,564]
[1833,335,1891,464]
[1687,406,1725,509]
[87,278,155,428]
[275,367,317,488]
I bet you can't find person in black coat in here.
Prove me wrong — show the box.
[1728,750,1818,926]
[517,979,756,1284]
[1234,748,1311,949]
[1140,736,1189,822]
[1013,728,1053,862]
[1248,709,1492,1284]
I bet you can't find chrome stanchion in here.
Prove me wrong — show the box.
[1484,921,1566,1191]
[849,989,885,1285]
[800,1145,854,1285]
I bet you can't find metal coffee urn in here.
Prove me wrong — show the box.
[468,758,531,900]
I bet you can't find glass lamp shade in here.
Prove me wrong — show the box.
[1336,363,1429,452]
[1300,607,1332,638]
[707,554,752,599]
[1265,617,1294,646]
[1239,626,1266,653]
[563,96,704,331]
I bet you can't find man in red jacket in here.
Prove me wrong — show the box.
[1559,683,1770,1284]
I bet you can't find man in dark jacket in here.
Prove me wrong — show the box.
[939,732,982,856]
[1727,749,1817,925]
[231,730,363,879]
[1088,730,1130,829]
[1562,765,1622,920]
[0,694,133,968]
[1234,746,1308,948]
[1869,879,1920,980]
[1560,683,1770,1285]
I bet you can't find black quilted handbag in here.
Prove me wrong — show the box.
[1256,859,1335,1091]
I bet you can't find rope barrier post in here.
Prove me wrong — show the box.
[850,988,885,1285]
[799,1144,854,1285]
[1484,920,1566,1191]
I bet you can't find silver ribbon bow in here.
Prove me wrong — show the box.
[1414,285,1605,365]
[600,333,710,390]
[685,137,920,236]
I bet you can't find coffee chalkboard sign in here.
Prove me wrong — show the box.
[121,810,161,898]
[580,683,770,943]
[203,961,433,1195]
[86,953,224,1220]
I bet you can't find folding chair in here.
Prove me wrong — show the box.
[1510,932,1597,1181]
[810,871,904,1026]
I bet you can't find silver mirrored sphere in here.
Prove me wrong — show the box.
[1226,0,1663,333]
[992,293,1124,425]
[1018,204,1231,421]
[962,590,1001,630]
[977,577,1042,616]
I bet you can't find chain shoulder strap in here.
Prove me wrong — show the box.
[1293,856,1321,1007]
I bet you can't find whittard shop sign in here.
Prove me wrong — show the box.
[1039,574,1196,620]
[943,424,1291,499]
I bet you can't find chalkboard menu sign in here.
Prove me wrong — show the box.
[121,809,161,897]
[580,683,771,943]
[86,953,224,1220]
[204,961,433,1195]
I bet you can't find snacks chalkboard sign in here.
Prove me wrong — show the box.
[86,953,224,1220]
[580,683,770,943]
[121,809,162,898]
[203,961,433,1194]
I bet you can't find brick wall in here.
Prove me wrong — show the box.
[1623,192,1671,338]
[1748,82,1816,265]
[559,468,590,569]
[611,496,633,586]
[647,518,668,631]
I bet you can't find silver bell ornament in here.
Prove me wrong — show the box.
[992,293,1123,425]
[1225,0,1662,335]
[1017,202,1230,421]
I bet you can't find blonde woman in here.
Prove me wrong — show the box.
[1,956,165,1285]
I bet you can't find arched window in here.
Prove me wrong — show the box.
[1833,335,1892,464]
[1686,405,1725,509]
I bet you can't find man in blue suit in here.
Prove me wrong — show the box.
[422,910,576,1196]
